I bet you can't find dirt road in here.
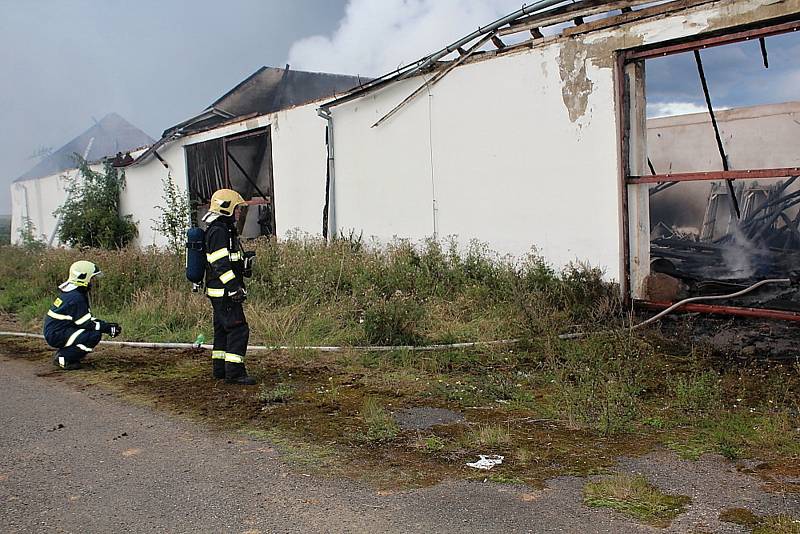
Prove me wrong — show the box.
[0,355,796,533]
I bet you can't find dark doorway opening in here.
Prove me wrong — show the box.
[185,127,275,239]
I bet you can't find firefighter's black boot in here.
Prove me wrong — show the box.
[52,351,81,371]
[212,359,226,379]
[225,362,257,385]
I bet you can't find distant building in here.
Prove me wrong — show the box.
[10,113,153,245]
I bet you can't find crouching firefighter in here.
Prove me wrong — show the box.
[203,188,257,385]
[43,260,122,370]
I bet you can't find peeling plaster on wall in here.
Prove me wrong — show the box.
[558,38,594,124]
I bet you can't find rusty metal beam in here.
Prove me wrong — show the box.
[638,301,800,322]
[628,168,800,185]
[564,0,717,37]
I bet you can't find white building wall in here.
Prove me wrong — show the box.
[122,102,327,248]
[331,42,620,275]
[10,163,103,246]
[328,0,800,282]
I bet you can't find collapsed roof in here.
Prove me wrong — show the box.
[132,66,365,166]
[165,66,366,136]
[14,113,154,182]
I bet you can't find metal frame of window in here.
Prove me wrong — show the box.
[617,15,800,319]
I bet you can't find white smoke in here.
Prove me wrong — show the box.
[287,0,525,77]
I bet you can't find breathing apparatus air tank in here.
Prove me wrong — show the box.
[186,227,206,286]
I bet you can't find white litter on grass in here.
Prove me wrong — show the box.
[466,455,504,470]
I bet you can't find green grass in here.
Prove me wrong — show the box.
[258,383,296,403]
[669,371,721,414]
[360,398,399,442]
[667,411,800,461]
[720,508,800,534]
[0,238,615,348]
[0,215,10,245]
[584,474,691,527]
[2,239,800,491]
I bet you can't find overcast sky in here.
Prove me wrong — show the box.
[1,0,798,214]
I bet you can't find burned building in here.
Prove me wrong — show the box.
[315,0,800,320]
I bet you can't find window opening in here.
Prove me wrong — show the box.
[621,19,800,317]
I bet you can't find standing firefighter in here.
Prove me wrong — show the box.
[44,260,122,370]
[202,189,257,385]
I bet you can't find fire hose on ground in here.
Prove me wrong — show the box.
[0,278,791,350]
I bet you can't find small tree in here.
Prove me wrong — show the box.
[17,217,45,250]
[54,157,138,249]
[152,172,191,254]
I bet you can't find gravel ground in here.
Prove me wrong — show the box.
[0,354,797,533]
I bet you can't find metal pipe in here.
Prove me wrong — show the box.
[372,31,496,128]
[317,108,336,240]
[639,301,800,322]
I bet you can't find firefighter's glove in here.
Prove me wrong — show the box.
[243,251,256,278]
[106,323,123,338]
[229,287,247,303]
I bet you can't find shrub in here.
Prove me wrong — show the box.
[55,158,137,249]
[363,295,424,346]
[17,217,45,250]
[151,172,190,254]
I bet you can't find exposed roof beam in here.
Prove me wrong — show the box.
[563,0,717,37]
[498,0,657,37]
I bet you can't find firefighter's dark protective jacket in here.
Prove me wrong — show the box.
[43,287,110,347]
[204,218,245,298]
